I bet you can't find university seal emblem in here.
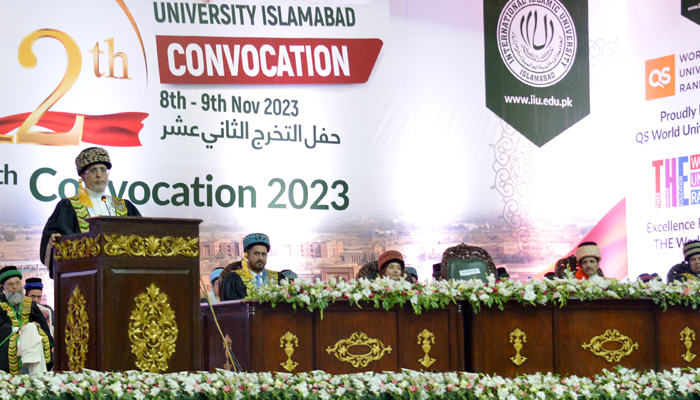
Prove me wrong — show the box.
[497,0,577,87]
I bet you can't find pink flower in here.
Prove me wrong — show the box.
[408,385,417,393]
[223,385,232,393]
[127,389,132,394]
[520,291,525,296]
[466,382,474,389]
[313,389,318,393]
[447,384,454,392]
[207,379,212,384]
[392,379,398,384]
[685,288,691,296]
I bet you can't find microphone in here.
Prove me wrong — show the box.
[101,196,112,216]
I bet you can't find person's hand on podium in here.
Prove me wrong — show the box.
[43,233,61,266]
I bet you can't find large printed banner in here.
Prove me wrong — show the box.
[1,0,699,306]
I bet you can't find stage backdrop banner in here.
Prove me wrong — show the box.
[1,0,699,306]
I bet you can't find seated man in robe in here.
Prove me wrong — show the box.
[40,147,141,279]
[668,240,700,282]
[202,267,223,304]
[0,266,53,374]
[575,242,605,280]
[220,233,279,300]
[24,278,54,335]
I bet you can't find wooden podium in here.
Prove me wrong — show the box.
[52,216,202,372]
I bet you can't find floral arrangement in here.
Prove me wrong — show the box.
[2,367,700,400]
[247,275,700,315]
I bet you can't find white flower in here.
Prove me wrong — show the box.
[523,290,536,302]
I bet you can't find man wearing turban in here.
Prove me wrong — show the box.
[668,240,700,282]
[0,266,53,374]
[575,242,605,280]
[40,147,141,278]
[220,233,279,300]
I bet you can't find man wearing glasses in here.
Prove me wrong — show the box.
[40,147,141,278]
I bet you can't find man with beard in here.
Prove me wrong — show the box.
[0,266,53,374]
[40,147,141,279]
[220,233,279,300]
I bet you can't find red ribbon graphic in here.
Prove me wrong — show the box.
[0,111,148,146]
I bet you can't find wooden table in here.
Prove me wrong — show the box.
[201,300,464,373]
[203,298,700,376]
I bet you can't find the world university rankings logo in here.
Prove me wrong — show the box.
[484,0,590,147]
[497,0,577,87]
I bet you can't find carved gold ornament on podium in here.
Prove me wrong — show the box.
[326,332,392,368]
[417,329,436,368]
[279,331,299,372]
[128,283,178,372]
[104,234,198,257]
[54,235,101,261]
[681,327,697,363]
[65,285,89,372]
[581,329,638,363]
[509,328,527,366]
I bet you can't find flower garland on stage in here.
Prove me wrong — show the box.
[1,367,700,399]
[247,275,700,315]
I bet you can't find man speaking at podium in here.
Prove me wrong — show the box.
[40,147,141,278]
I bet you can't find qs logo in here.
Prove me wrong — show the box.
[645,54,675,101]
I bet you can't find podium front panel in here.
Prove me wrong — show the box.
[54,217,202,373]
[57,263,99,372]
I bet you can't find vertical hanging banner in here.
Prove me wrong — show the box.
[682,0,700,25]
[484,0,590,147]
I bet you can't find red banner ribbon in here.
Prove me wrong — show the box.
[0,111,148,147]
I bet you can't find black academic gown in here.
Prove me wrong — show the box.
[220,268,279,301]
[0,295,54,374]
[220,272,249,301]
[40,198,141,278]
